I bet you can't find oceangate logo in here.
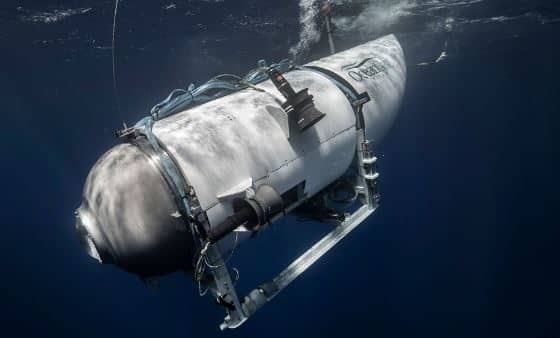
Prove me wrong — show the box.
[341,57,386,81]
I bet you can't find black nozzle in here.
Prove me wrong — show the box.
[207,205,258,243]
[206,185,283,243]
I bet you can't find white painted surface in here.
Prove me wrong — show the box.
[152,35,406,230]
[307,34,406,143]
[153,70,357,228]
[76,35,407,271]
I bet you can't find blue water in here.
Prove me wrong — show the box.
[2,1,559,337]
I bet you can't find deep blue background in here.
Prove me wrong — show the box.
[1,1,559,337]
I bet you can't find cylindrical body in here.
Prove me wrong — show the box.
[151,68,357,233]
[307,35,406,143]
[75,35,406,277]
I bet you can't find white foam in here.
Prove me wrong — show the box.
[333,0,416,36]
[290,0,322,58]
[19,7,92,24]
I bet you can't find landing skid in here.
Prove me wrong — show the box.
[220,203,376,329]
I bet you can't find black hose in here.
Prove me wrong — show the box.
[207,206,258,243]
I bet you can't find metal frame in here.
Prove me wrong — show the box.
[215,138,380,329]
[122,65,381,330]
[209,71,381,329]
[129,116,249,328]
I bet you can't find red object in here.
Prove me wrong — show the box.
[321,1,331,17]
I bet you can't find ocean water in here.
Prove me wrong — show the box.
[1,1,559,337]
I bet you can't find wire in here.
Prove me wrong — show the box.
[194,232,241,296]
[204,231,240,268]
[112,0,122,117]
[148,59,294,121]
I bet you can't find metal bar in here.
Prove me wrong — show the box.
[206,246,246,329]
[270,204,374,295]
[325,14,336,55]
[225,204,375,329]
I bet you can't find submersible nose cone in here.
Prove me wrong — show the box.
[75,207,113,264]
[75,143,195,277]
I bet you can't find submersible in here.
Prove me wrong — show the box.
[75,34,406,329]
